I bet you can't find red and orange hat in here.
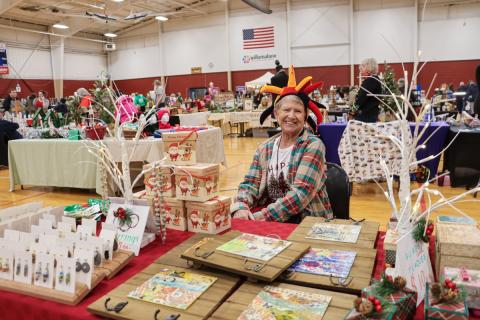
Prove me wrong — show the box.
[260,65,324,131]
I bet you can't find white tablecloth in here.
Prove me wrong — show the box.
[8,128,225,193]
[177,112,211,126]
[208,111,274,127]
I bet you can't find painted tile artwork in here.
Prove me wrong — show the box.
[305,223,361,243]
[289,248,356,278]
[127,268,217,309]
[237,286,331,320]
[215,233,292,261]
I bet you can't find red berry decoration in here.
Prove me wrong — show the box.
[368,296,376,302]
[374,299,381,306]
[445,279,451,285]
[375,305,382,313]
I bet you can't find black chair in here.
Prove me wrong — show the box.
[0,132,8,167]
[325,162,350,219]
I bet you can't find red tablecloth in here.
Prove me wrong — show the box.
[0,220,478,319]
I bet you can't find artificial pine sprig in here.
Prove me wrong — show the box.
[412,218,434,243]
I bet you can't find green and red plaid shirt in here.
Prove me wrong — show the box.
[231,129,333,222]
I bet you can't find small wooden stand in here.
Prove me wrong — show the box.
[87,262,241,320]
[0,269,105,305]
[180,230,310,283]
[97,250,135,280]
[209,282,357,320]
[287,217,380,249]
[281,243,376,295]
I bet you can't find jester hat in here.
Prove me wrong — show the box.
[260,65,324,131]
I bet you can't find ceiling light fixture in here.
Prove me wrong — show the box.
[155,16,168,21]
[53,23,69,29]
[104,32,117,38]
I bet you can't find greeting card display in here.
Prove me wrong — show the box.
[106,198,149,256]
[216,233,291,262]
[161,198,187,231]
[128,268,217,309]
[143,164,175,198]
[186,196,231,234]
[306,223,361,243]
[238,285,331,320]
[289,248,356,278]
[175,164,220,202]
[162,131,197,165]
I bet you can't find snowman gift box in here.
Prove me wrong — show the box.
[186,196,231,234]
[162,131,198,165]
[174,163,219,202]
[143,164,175,198]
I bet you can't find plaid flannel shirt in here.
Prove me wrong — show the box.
[231,129,333,222]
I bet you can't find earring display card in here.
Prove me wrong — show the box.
[215,233,292,262]
[10,216,30,233]
[57,222,73,238]
[51,246,69,260]
[13,251,33,285]
[61,216,77,232]
[34,252,54,289]
[30,243,48,256]
[77,225,93,240]
[28,211,41,227]
[127,268,217,309]
[81,218,97,236]
[39,218,54,229]
[238,285,332,320]
[42,213,57,228]
[0,249,14,281]
[55,256,76,294]
[106,200,150,256]
[30,224,44,242]
[4,229,20,242]
[99,228,116,261]
[74,248,94,290]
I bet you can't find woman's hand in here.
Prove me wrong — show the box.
[233,209,254,220]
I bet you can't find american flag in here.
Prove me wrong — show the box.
[242,26,274,50]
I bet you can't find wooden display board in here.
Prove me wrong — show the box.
[87,263,241,320]
[97,250,135,280]
[209,282,357,320]
[281,243,376,295]
[180,230,310,282]
[0,269,105,305]
[156,234,207,268]
[287,217,380,249]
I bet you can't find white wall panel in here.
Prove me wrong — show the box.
[109,46,162,80]
[6,47,52,79]
[64,53,107,80]
[354,6,415,63]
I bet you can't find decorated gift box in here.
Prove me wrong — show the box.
[362,275,417,320]
[435,224,480,279]
[185,196,231,234]
[175,164,219,202]
[443,267,480,310]
[161,198,186,231]
[425,281,469,320]
[344,296,397,320]
[143,164,175,198]
[162,131,197,165]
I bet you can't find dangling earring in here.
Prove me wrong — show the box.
[16,262,21,276]
[82,260,90,273]
[35,262,42,282]
[65,268,71,286]
[3,259,9,273]
[58,266,64,284]
[75,259,82,272]
[24,260,28,277]
[43,263,49,282]
[104,240,110,260]
[94,248,101,266]
[113,238,119,251]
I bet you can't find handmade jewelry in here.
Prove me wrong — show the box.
[113,207,139,232]
[2,258,9,272]
[65,268,71,286]
[58,266,64,284]
[82,260,90,273]
[94,248,102,266]
[35,262,42,281]
[76,259,82,272]
[24,260,28,277]
[113,238,119,251]
[16,262,21,276]
[104,241,110,260]
[43,263,49,282]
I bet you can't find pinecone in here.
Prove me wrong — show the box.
[393,276,407,290]
[357,300,374,315]
[430,283,442,298]
[354,297,363,310]
[441,289,458,303]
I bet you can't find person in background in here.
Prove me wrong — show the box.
[270,60,288,102]
[0,109,22,140]
[55,98,68,115]
[466,80,479,114]
[231,66,332,223]
[25,94,36,114]
[456,81,467,112]
[2,89,17,112]
[133,93,147,112]
[76,88,92,114]
[474,64,480,115]
[33,90,49,110]
[353,58,382,123]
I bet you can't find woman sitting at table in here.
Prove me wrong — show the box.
[231,66,333,223]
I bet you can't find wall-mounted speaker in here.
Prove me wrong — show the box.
[241,0,272,14]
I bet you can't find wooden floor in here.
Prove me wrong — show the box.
[1,136,479,230]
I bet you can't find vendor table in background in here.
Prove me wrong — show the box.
[8,127,226,193]
[0,219,465,320]
[317,121,450,177]
[444,125,480,187]
[175,112,210,126]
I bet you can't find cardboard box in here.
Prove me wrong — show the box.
[162,131,197,165]
[435,224,480,279]
[143,164,175,198]
[175,163,219,202]
[162,198,186,231]
[186,196,231,234]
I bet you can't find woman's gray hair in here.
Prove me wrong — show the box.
[275,94,304,110]
[76,88,89,97]
[360,58,378,75]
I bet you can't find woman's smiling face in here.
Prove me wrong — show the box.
[274,95,306,136]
